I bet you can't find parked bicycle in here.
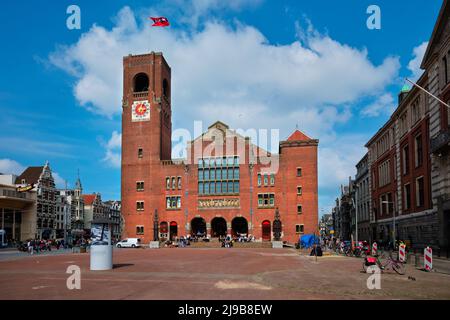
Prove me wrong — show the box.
[362,251,405,275]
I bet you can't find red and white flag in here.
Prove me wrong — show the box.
[149,17,170,27]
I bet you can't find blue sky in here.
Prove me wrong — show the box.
[0,0,442,213]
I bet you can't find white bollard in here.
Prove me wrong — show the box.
[372,242,378,256]
[399,244,406,262]
[424,246,432,271]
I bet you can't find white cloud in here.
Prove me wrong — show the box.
[49,5,400,203]
[0,158,67,188]
[0,158,25,175]
[102,131,122,168]
[318,134,368,188]
[360,93,395,118]
[407,41,428,81]
[49,6,399,124]
[106,130,122,149]
[52,172,67,189]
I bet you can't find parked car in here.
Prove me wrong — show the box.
[116,238,141,248]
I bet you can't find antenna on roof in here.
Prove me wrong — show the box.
[296,123,299,130]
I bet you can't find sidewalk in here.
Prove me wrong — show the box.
[407,253,450,275]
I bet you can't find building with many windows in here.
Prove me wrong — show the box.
[421,0,450,255]
[82,193,104,231]
[15,162,57,240]
[121,52,319,243]
[353,153,371,242]
[363,0,450,251]
[54,191,71,241]
[102,200,122,241]
[332,179,354,241]
[0,174,36,243]
[366,75,433,249]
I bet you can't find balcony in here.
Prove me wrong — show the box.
[133,91,149,99]
[430,128,450,154]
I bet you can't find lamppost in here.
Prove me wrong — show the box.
[249,162,254,235]
[153,209,159,241]
[381,200,396,247]
[273,207,282,241]
[351,186,358,244]
[184,164,189,236]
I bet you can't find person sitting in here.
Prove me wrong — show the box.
[309,244,323,256]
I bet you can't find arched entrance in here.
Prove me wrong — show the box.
[160,221,168,240]
[191,217,206,236]
[169,221,178,240]
[231,217,248,236]
[262,220,271,241]
[211,217,227,237]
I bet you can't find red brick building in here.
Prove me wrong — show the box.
[121,52,318,244]
[366,76,434,248]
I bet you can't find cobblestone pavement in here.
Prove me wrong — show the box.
[0,247,449,300]
[0,248,75,261]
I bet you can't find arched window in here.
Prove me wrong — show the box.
[163,78,169,97]
[133,73,149,92]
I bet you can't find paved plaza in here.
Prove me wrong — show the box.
[0,247,450,300]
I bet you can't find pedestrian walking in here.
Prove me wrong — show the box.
[28,239,34,255]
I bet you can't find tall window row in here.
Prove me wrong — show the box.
[257,173,275,186]
[166,176,182,190]
[198,157,240,195]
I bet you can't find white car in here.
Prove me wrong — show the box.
[116,238,141,248]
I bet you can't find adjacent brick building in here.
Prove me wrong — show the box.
[121,52,319,243]
[422,0,450,254]
[366,76,434,249]
[364,0,449,251]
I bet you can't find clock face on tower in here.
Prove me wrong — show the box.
[131,100,151,122]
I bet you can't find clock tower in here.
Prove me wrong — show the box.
[121,52,172,239]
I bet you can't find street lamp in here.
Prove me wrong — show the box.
[351,186,358,244]
[381,200,396,247]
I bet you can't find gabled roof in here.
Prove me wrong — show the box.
[15,166,44,184]
[208,121,229,130]
[82,194,96,205]
[420,0,449,69]
[286,129,312,141]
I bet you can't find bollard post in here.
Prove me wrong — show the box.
[424,246,433,271]
[415,252,419,268]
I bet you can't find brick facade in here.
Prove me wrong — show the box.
[366,76,435,249]
[121,52,318,244]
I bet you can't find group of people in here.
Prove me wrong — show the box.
[161,233,255,248]
[25,239,66,254]
[221,235,233,248]
[235,233,255,242]
[314,236,408,256]
[164,236,192,248]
